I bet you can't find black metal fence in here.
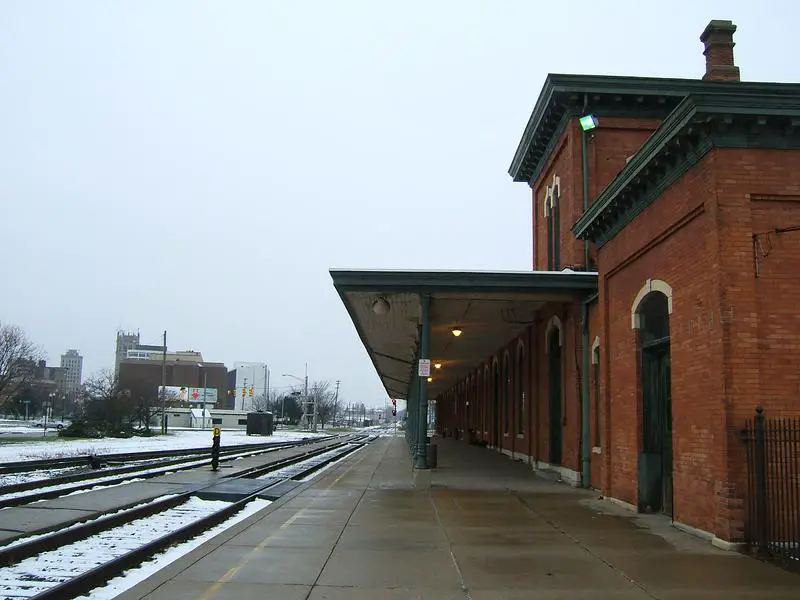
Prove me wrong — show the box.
[742,407,800,570]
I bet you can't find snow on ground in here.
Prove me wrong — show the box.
[0,428,330,463]
[75,498,272,600]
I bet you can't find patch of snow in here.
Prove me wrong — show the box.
[0,428,327,463]
[75,498,272,600]
[0,495,181,550]
[0,496,234,598]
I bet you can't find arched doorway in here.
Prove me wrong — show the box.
[516,343,526,436]
[503,354,511,438]
[492,360,500,448]
[547,326,563,465]
[637,291,673,516]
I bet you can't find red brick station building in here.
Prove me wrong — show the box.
[331,21,800,548]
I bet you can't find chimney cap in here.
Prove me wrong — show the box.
[700,20,737,43]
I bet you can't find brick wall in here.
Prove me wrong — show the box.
[598,155,722,533]
[531,118,661,271]
[711,147,800,541]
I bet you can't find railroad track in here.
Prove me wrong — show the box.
[0,437,336,510]
[0,436,333,476]
[0,434,376,600]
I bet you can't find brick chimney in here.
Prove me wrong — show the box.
[700,20,740,82]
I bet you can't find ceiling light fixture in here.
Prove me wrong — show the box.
[434,362,442,369]
[451,327,463,337]
[372,297,390,315]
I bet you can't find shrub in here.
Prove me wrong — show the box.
[58,421,104,439]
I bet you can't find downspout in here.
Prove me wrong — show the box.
[580,93,592,488]
[580,293,596,488]
[531,178,538,269]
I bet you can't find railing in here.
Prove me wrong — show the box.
[742,407,800,571]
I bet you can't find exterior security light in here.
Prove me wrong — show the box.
[579,114,599,131]
[372,297,390,315]
[451,327,462,337]
[434,362,442,369]
[427,377,433,382]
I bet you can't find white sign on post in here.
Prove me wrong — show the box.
[418,359,431,377]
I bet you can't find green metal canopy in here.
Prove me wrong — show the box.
[331,269,598,400]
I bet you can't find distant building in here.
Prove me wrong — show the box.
[60,349,83,402]
[229,362,269,412]
[126,349,204,363]
[115,330,162,376]
[34,360,67,391]
[117,357,227,412]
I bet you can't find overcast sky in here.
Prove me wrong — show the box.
[1,1,796,407]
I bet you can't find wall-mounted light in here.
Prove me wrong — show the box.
[434,362,442,369]
[427,377,433,383]
[451,327,462,337]
[579,114,599,131]
[372,297,390,315]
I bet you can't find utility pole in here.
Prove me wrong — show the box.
[306,362,316,432]
[332,380,340,427]
[202,369,208,430]
[160,330,167,434]
[264,363,269,410]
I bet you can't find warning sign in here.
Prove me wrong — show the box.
[418,359,431,377]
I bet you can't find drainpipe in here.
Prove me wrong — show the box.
[580,295,592,488]
[580,94,593,488]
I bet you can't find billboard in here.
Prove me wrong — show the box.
[162,386,188,402]
[187,387,218,404]
[158,386,217,404]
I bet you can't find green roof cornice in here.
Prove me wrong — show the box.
[330,269,598,294]
[572,92,800,246]
[508,73,800,185]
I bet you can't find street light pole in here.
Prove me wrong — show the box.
[306,362,316,432]
[282,369,313,431]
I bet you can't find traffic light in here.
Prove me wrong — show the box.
[249,386,255,397]
[391,399,396,406]
[392,409,397,416]
[241,387,246,398]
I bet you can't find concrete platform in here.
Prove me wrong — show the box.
[116,436,800,600]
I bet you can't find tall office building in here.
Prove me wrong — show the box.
[115,330,162,376]
[60,349,83,401]
[230,362,269,411]
[115,331,140,376]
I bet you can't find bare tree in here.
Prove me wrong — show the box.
[82,370,138,430]
[250,393,270,412]
[0,323,44,407]
[307,380,336,428]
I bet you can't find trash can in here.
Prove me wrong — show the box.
[426,442,438,469]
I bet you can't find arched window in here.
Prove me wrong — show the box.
[516,342,525,435]
[503,353,511,434]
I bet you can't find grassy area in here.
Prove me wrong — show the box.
[0,434,61,443]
